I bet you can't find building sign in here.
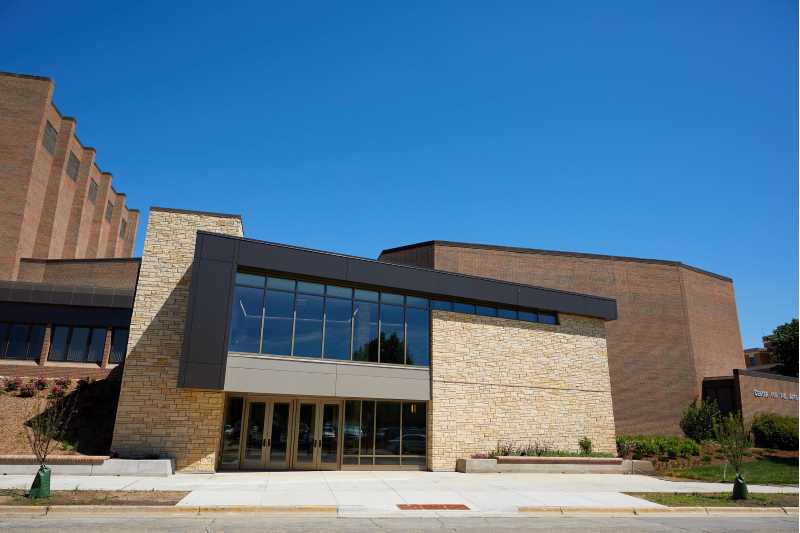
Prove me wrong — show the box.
[753,389,798,401]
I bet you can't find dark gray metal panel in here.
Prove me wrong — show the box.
[0,302,132,327]
[200,233,238,262]
[238,240,349,280]
[0,281,135,309]
[182,363,227,390]
[517,286,618,320]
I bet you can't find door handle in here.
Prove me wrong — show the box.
[267,438,271,447]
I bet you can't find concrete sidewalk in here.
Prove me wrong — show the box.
[0,471,795,516]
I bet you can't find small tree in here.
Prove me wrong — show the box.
[714,413,752,500]
[766,319,798,377]
[23,396,76,498]
[680,398,721,442]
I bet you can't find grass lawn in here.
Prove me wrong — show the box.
[0,489,188,506]
[669,455,798,485]
[628,492,799,508]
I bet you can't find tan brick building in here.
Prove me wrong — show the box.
[379,241,745,436]
[112,209,618,472]
[0,71,138,281]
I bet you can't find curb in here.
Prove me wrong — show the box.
[518,506,799,516]
[0,505,338,516]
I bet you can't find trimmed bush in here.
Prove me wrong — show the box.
[751,414,798,451]
[617,435,700,460]
[18,383,35,398]
[680,399,721,442]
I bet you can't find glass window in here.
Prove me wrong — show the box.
[87,328,106,363]
[88,179,98,204]
[406,296,428,309]
[0,323,8,356]
[354,289,379,302]
[267,277,295,292]
[405,308,429,366]
[220,397,244,466]
[360,400,375,457]
[42,121,57,154]
[539,312,558,325]
[352,300,378,362]
[381,293,403,306]
[453,302,476,314]
[476,305,497,317]
[66,327,90,361]
[323,296,351,360]
[379,302,404,364]
[66,152,80,180]
[293,293,323,357]
[6,325,30,359]
[374,401,401,455]
[343,400,361,456]
[105,201,114,222]
[109,328,128,363]
[402,402,427,456]
[326,285,352,299]
[518,310,539,322]
[498,308,517,320]
[431,300,452,311]
[49,326,69,361]
[262,290,294,356]
[229,285,264,353]
[236,272,265,288]
[297,281,324,295]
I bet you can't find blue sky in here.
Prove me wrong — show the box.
[1,1,796,347]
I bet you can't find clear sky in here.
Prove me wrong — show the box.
[1,1,796,348]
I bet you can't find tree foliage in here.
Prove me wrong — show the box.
[766,319,798,377]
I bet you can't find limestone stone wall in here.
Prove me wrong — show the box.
[111,208,243,472]
[430,311,617,471]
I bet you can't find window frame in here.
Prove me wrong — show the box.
[87,179,98,204]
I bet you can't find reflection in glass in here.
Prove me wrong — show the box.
[263,289,294,355]
[379,303,404,364]
[540,312,558,325]
[220,397,243,465]
[269,402,290,465]
[229,285,264,353]
[402,402,427,455]
[476,306,496,317]
[321,404,339,464]
[360,400,375,456]
[109,329,129,363]
[374,401,401,455]
[431,300,452,311]
[352,301,378,362]
[343,400,360,456]
[453,302,476,314]
[86,328,105,363]
[48,326,69,361]
[66,327,90,362]
[294,293,323,357]
[296,403,316,464]
[497,308,518,320]
[6,324,29,358]
[324,297,351,360]
[405,308,429,366]
[518,310,539,322]
[244,402,266,462]
[28,326,45,361]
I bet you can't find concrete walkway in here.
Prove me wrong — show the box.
[0,471,796,515]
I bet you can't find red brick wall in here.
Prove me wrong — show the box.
[736,371,799,423]
[381,243,744,436]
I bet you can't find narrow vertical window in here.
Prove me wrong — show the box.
[229,274,265,354]
[105,201,114,222]
[42,121,58,154]
[119,218,127,238]
[88,179,98,204]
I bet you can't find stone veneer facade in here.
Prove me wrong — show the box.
[429,310,616,471]
[111,208,243,472]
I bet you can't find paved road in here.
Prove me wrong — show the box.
[0,515,796,532]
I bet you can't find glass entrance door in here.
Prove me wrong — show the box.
[292,400,342,469]
[242,401,266,468]
[266,401,291,469]
[241,399,293,469]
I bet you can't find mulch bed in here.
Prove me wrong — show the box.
[0,489,188,506]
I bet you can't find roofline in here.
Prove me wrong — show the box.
[151,206,242,220]
[19,257,141,264]
[197,230,617,307]
[0,71,52,82]
[379,240,733,282]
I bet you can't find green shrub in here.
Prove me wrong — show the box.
[618,435,700,460]
[578,437,592,455]
[680,399,721,442]
[751,414,798,451]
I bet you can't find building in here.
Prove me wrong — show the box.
[0,71,138,281]
[744,347,774,369]
[111,208,619,472]
[378,241,746,435]
[0,257,138,380]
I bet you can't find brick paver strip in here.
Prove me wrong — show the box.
[397,504,470,510]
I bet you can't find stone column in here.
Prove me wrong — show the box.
[111,208,243,472]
